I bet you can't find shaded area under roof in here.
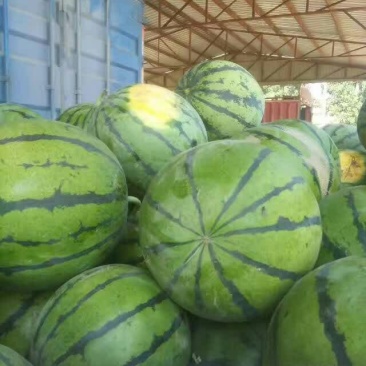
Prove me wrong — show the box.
[143,0,366,88]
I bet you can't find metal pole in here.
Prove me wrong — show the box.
[49,0,56,118]
[76,0,82,103]
[105,0,110,94]
[3,0,10,102]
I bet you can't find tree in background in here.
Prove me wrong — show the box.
[262,84,300,99]
[326,82,366,125]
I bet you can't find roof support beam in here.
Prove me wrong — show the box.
[146,7,365,31]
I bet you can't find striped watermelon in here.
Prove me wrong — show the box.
[57,103,94,130]
[0,344,32,366]
[316,186,366,267]
[139,140,322,322]
[0,291,51,358]
[176,60,265,141]
[88,84,208,198]
[0,104,43,122]
[264,256,366,366]
[189,316,267,366]
[267,119,341,193]
[0,119,128,292]
[30,264,191,366]
[108,207,144,267]
[339,149,366,187]
[236,124,336,200]
[357,99,366,149]
[323,123,365,152]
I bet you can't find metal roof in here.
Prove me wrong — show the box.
[143,0,366,88]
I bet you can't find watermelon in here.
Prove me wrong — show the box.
[88,83,208,198]
[175,60,265,141]
[189,316,267,366]
[30,264,191,366]
[339,149,366,187]
[57,103,94,130]
[316,186,366,267]
[0,119,128,292]
[0,344,32,366]
[357,99,366,149]
[139,140,322,322]
[264,256,366,366]
[0,291,51,358]
[323,123,364,152]
[235,124,336,199]
[108,199,145,267]
[0,104,43,123]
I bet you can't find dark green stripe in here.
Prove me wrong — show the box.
[167,244,203,293]
[192,95,243,126]
[336,131,357,146]
[0,189,120,216]
[144,239,198,255]
[35,271,143,362]
[346,191,366,252]
[194,246,205,311]
[217,216,321,238]
[52,292,167,366]
[0,227,122,276]
[0,294,38,335]
[0,133,119,167]
[20,160,87,170]
[0,217,117,248]
[315,266,352,366]
[125,315,184,365]
[4,109,37,119]
[208,244,258,319]
[194,64,244,84]
[215,242,301,281]
[181,105,207,141]
[33,266,111,343]
[185,148,206,235]
[213,176,305,235]
[322,233,347,260]
[211,148,272,233]
[100,107,156,177]
[145,194,201,236]
[108,100,181,155]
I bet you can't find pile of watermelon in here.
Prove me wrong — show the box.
[1,59,366,365]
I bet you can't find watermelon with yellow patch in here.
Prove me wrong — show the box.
[339,149,366,187]
[87,84,208,198]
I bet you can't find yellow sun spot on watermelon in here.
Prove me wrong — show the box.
[127,84,180,130]
[339,150,366,184]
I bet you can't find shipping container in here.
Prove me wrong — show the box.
[262,100,312,123]
[0,0,144,119]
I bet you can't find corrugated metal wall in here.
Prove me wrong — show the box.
[0,0,143,119]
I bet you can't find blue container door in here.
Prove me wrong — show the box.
[0,0,143,119]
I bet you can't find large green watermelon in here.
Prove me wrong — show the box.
[235,124,337,200]
[264,256,366,366]
[88,83,208,198]
[324,123,365,152]
[139,140,322,322]
[316,186,366,267]
[357,99,366,149]
[0,344,32,366]
[0,119,128,292]
[189,316,267,366]
[0,104,43,123]
[176,60,265,141]
[57,103,94,130]
[0,291,51,357]
[30,264,191,366]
